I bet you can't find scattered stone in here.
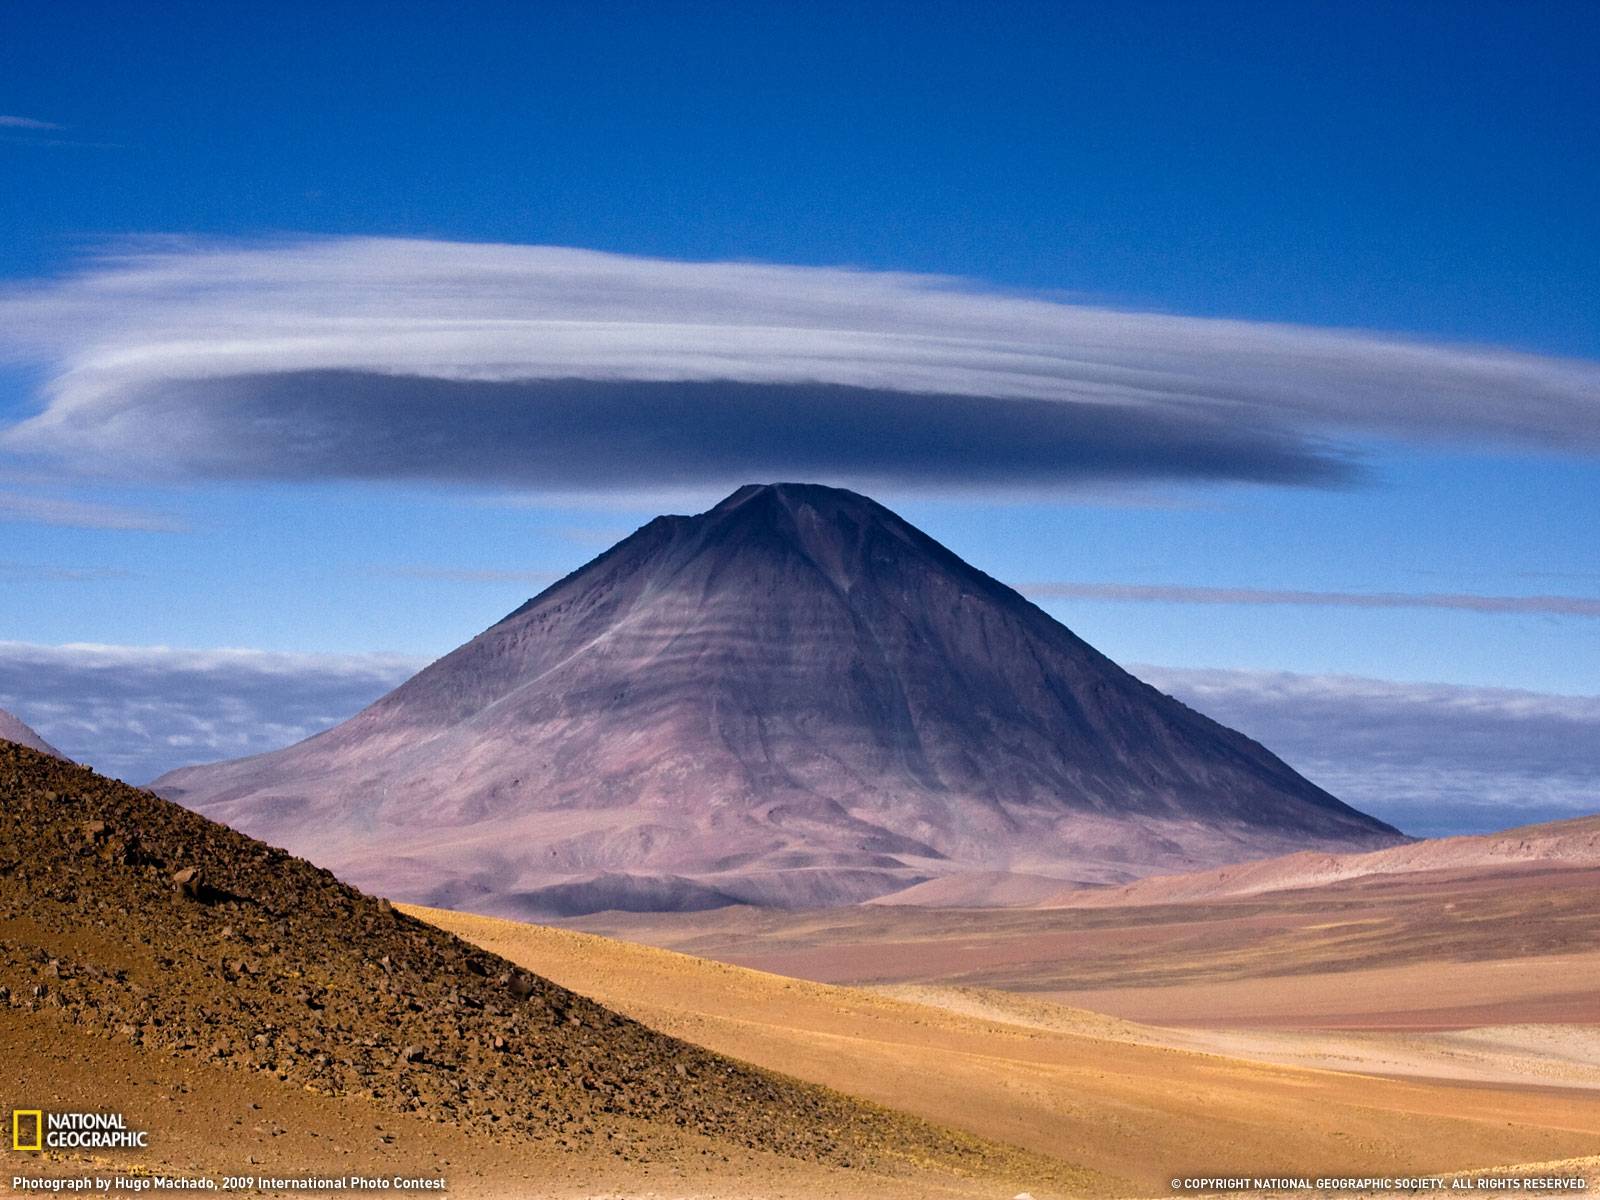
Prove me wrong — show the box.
[171,866,204,900]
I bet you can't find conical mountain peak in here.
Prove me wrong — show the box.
[158,483,1404,918]
[678,482,996,603]
[708,481,900,527]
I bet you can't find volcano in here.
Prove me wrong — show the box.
[157,483,1404,916]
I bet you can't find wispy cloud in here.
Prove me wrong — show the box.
[1021,581,1600,617]
[551,525,639,547]
[0,115,61,130]
[0,490,185,532]
[1142,665,1600,837]
[0,561,135,583]
[1,236,1596,495]
[384,566,559,585]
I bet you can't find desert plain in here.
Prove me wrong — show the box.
[2,742,1597,1198]
[423,841,1600,1195]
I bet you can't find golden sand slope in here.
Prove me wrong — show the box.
[407,904,1600,1198]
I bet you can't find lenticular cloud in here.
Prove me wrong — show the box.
[2,236,1597,491]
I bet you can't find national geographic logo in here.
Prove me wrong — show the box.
[10,1109,149,1150]
[12,1110,41,1152]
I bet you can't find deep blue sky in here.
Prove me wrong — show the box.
[6,1,1599,352]
[1,2,1598,817]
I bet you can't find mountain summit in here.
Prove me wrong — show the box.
[157,483,1403,916]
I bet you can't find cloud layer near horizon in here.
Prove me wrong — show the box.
[4,237,1599,492]
[1,640,1593,834]
[0,642,422,785]
[1142,665,1600,836]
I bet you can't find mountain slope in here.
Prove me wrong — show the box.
[0,705,64,758]
[0,741,1025,1183]
[157,482,1402,916]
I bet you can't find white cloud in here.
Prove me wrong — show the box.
[0,641,424,784]
[0,114,61,130]
[1,236,1596,493]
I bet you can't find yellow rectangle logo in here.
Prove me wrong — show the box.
[12,1109,43,1151]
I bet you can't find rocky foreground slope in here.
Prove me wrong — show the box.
[158,482,1402,917]
[0,742,1009,1176]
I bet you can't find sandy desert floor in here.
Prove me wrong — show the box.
[568,864,1600,1027]
[412,902,1600,1197]
[872,985,1600,1090]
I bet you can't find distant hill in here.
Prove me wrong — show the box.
[157,482,1403,917]
[0,706,64,759]
[1042,812,1600,908]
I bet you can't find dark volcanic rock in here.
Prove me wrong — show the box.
[157,482,1404,915]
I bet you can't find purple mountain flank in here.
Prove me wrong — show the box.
[156,483,1405,917]
[0,707,65,760]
